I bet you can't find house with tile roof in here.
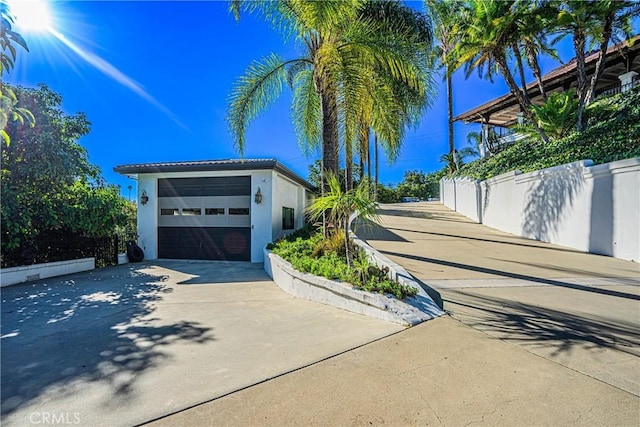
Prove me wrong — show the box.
[454,35,640,156]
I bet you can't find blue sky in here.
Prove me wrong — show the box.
[6,0,617,193]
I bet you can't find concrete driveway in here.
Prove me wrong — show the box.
[1,260,402,426]
[358,202,640,396]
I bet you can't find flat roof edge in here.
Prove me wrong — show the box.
[113,159,316,192]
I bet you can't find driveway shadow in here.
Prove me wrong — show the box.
[355,222,409,243]
[444,290,640,357]
[151,260,272,285]
[377,207,471,224]
[382,250,640,301]
[1,264,214,416]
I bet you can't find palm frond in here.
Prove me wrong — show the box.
[291,69,321,155]
[227,54,309,155]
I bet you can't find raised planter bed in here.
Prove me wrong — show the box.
[264,247,444,326]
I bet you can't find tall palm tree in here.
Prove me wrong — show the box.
[228,0,431,188]
[426,0,462,159]
[453,0,550,143]
[334,1,434,190]
[554,0,638,130]
[516,0,560,102]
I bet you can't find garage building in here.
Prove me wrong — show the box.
[114,159,315,263]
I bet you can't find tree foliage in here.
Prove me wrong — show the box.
[1,84,134,258]
[516,89,579,141]
[1,0,35,145]
[396,169,444,199]
[554,0,638,129]
[306,173,377,265]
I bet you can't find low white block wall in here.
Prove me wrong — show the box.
[1,258,95,287]
[440,158,640,262]
[454,177,483,223]
[264,249,444,326]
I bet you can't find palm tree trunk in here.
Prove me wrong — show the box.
[374,133,379,202]
[512,42,531,106]
[573,30,588,131]
[525,41,547,101]
[495,53,549,144]
[446,65,454,156]
[367,128,371,185]
[345,133,354,191]
[584,12,614,107]
[358,122,367,184]
[320,84,340,185]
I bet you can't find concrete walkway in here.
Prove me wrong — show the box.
[147,202,639,426]
[1,260,401,426]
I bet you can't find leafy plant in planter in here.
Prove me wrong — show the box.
[268,231,417,300]
[306,173,377,267]
[267,175,417,300]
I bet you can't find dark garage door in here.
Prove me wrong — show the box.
[157,176,251,261]
[158,227,251,261]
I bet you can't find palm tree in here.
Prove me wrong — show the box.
[439,144,478,174]
[426,0,462,159]
[334,1,434,190]
[516,1,560,102]
[453,0,551,143]
[466,130,483,155]
[228,0,431,188]
[306,173,377,266]
[554,0,638,130]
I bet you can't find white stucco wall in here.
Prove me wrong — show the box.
[137,175,159,260]
[270,172,307,241]
[480,170,524,236]
[453,177,482,223]
[440,158,640,262]
[1,258,95,287]
[440,179,456,210]
[251,171,273,263]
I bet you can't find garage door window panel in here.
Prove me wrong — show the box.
[182,208,202,216]
[229,208,249,215]
[161,208,180,216]
[206,208,225,215]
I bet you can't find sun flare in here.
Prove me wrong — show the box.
[7,0,53,33]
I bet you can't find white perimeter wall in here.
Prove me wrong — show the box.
[1,258,95,287]
[441,158,640,262]
[136,170,309,263]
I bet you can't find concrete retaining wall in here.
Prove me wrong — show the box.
[264,248,444,326]
[441,158,640,262]
[1,258,95,287]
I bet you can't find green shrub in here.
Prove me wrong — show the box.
[268,229,417,300]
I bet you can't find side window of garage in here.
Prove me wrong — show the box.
[282,207,294,230]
